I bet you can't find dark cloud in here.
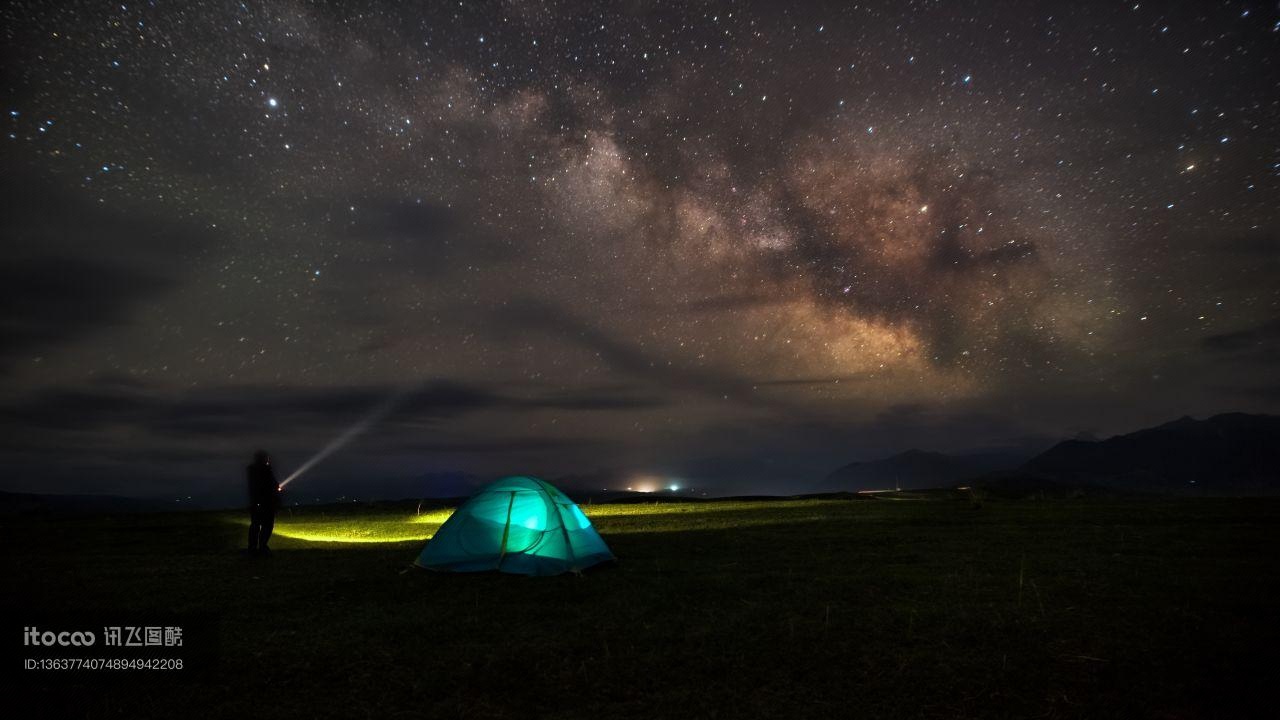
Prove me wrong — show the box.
[361,435,611,455]
[0,169,222,363]
[323,198,458,243]
[493,297,794,409]
[1202,317,1280,354]
[0,173,220,366]
[0,378,662,437]
[1237,385,1280,404]
[1198,318,1280,403]
[0,377,652,498]
[0,257,174,363]
[314,197,513,282]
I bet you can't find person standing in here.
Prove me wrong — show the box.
[246,450,281,554]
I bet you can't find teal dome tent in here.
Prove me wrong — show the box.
[415,476,615,576]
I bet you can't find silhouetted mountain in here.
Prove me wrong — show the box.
[1017,413,1280,495]
[818,449,1026,492]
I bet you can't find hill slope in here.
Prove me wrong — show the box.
[1020,413,1280,494]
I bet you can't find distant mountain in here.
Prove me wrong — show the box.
[817,449,1025,492]
[1016,413,1280,495]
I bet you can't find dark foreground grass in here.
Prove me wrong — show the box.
[3,496,1278,719]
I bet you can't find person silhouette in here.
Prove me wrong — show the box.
[246,450,281,554]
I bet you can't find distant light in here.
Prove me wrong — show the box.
[630,474,662,493]
[267,97,279,108]
[668,484,680,492]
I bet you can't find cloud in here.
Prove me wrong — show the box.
[0,172,220,366]
[319,196,457,245]
[0,378,663,436]
[1202,317,1280,354]
[491,297,792,409]
[312,196,518,276]
[0,257,175,364]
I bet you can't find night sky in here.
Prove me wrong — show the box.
[2,1,1277,501]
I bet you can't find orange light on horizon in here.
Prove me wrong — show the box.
[629,474,662,493]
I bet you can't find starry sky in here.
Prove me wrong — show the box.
[2,1,1277,501]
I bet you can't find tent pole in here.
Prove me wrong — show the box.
[496,491,515,569]
[535,479,579,571]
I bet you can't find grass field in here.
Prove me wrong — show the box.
[3,495,1278,719]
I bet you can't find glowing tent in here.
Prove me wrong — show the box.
[414,476,615,576]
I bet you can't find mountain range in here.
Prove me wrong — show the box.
[816,449,1028,493]
[820,413,1280,496]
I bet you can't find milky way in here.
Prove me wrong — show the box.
[1,1,1276,499]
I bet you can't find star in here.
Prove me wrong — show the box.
[0,0,1273,501]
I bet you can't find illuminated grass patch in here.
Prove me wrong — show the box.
[227,499,854,545]
[233,509,455,544]
[581,499,833,517]
[583,499,851,534]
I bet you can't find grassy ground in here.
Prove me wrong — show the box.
[3,496,1278,719]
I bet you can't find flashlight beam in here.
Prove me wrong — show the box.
[280,389,409,488]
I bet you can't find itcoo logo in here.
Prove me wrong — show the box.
[24,627,97,647]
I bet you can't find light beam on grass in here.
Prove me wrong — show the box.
[232,500,849,546]
[271,527,435,543]
[234,509,456,544]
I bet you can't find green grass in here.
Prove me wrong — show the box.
[254,498,864,543]
[4,496,1278,719]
